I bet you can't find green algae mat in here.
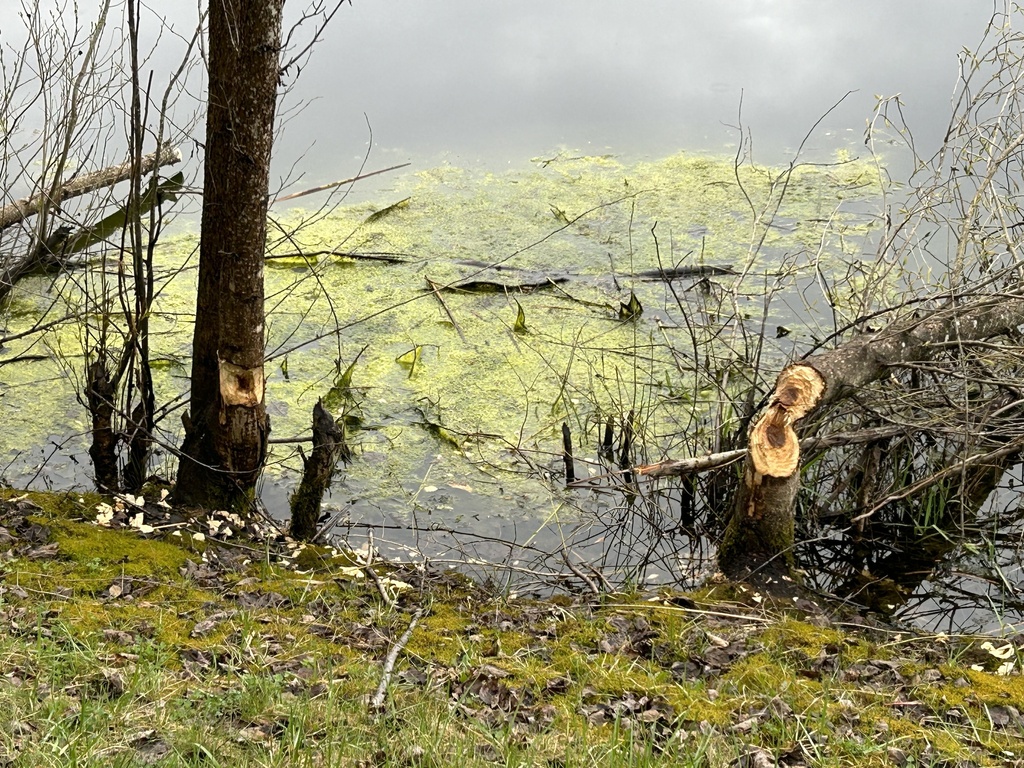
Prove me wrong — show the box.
[0,150,882,565]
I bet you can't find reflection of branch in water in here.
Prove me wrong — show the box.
[800,451,1024,632]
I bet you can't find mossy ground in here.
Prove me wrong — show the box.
[0,489,1022,767]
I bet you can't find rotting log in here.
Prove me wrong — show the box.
[715,293,1024,582]
[0,143,182,233]
[289,399,347,541]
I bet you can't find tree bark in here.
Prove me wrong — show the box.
[86,360,119,493]
[289,400,347,541]
[717,294,1024,581]
[175,1,282,510]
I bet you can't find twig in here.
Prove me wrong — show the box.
[270,163,410,205]
[362,529,397,608]
[365,563,399,609]
[585,562,615,593]
[369,609,423,712]
[425,277,466,342]
[561,550,599,596]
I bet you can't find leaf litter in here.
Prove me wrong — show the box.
[1,492,1024,765]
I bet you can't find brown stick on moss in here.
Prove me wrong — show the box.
[289,399,347,541]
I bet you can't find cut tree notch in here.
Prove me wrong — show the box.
[749,364,825,478]
[218,358,265,408]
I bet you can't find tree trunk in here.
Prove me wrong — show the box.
[86,360,119,493]
[175,1,282,510]
[289,400,347,541]
[717,294,1024,581]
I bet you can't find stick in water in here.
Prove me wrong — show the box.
[270,163,411,205]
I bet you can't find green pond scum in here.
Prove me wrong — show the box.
[0,150,883,535]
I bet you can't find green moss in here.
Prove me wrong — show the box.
[292,545,361,572]
[406,602,474,665]
[49,519,190,580]
[0,489,103,517]
[760,617,846,659]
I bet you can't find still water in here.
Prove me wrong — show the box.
[1,1,1018,632]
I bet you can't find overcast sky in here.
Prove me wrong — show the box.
[0,1,1002,185]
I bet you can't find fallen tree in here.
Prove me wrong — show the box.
[707,291,1024,581]
[0,143,182,233]
[0,143,182,303]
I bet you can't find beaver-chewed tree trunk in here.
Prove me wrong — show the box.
[174,0,282,511]
[289,400,348,541]
[86,360,119,493]
[717,295,1024,582]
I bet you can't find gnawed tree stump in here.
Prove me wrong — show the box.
[85,360,119,493]
[289,399,347,541]
[717,293,1024,582]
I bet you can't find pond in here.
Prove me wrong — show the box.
[2,1,1021,634]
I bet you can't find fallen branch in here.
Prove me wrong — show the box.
[636,425,908,478]
[266,250,410,264]
[369,609,423,712]
[561,550,599,596]
[0,143,182,232]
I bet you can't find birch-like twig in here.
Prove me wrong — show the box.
[369,609,423,712]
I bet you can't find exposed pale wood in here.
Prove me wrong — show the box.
[749,364,826,478]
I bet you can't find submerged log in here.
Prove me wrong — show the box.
[717,293,1024,582]
[289,399,347,541]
